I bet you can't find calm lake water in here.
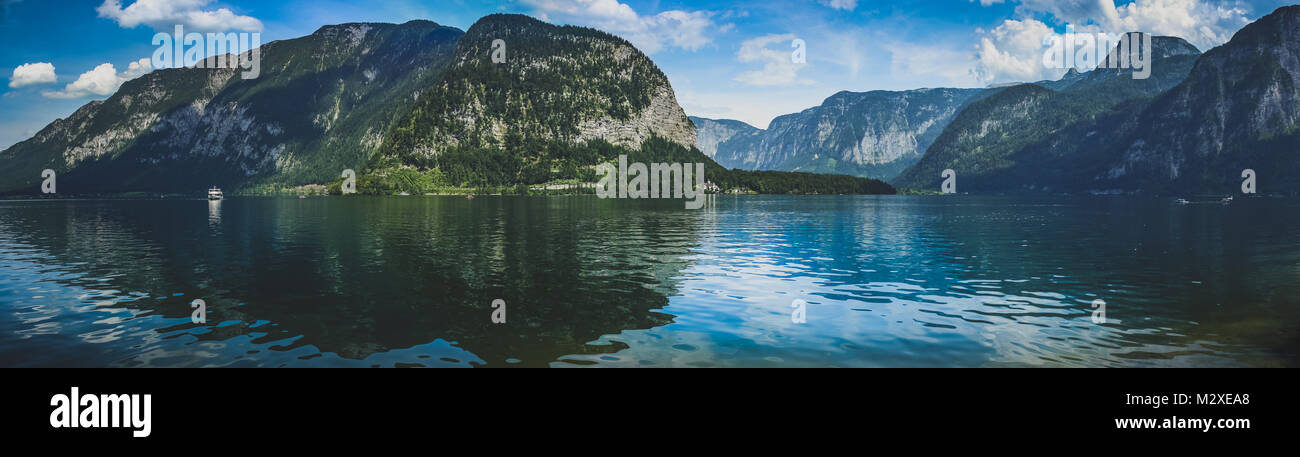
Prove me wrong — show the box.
[1,195,1297,367]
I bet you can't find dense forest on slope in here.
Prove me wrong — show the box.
[353,136,894,195]
[381,14,669,159]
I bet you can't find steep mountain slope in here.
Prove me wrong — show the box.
[0,20,463,194]
[694,88,988,180]
[1088,5,1300,194]
[894,34,1203,192]
[689,116,760,165]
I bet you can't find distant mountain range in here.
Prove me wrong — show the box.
[692,87,989,181]
[698,5,1300,195]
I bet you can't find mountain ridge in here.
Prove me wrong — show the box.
[693,87,990,181]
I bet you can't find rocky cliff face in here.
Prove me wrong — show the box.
[1097,6,1300,192]
[577,84,696,151]
[688,116,761,162]
[692,88,986,180]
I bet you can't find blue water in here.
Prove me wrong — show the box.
[0,195,1296,367]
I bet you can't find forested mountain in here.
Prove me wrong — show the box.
[369,13,697,191]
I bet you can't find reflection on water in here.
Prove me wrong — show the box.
[208,199,221,226]
[0,196,1296,367]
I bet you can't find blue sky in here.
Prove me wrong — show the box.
[0,0,1293,149]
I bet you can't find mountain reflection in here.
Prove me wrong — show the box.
[0,197,705,367]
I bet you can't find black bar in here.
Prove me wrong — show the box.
[5,368,1293,445]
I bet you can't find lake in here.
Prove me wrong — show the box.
[1,195,1297,367]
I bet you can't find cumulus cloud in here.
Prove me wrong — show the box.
[97,0,263,32]
[972,0,1254,84]
[1104,0,1250,50]
[973,18,1061,84]
[9,62,57,88]
[522,0,718,54]
[43,59,152,99]
[733,34,812,86]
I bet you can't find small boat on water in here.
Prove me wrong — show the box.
[466,194,475,200]
[1222,196,1234,204]
[207,187,224,200]
[1175,198,1190,205]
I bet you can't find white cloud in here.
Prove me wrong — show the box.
[96,0,263,32]
[1105,0,1250,50]
[43,59,152,99]
[522,0,718,54]
[973,18,1061,84]
[733,33,812,86]
[971,0,1252,84]
[819,0,859,11]
[9,62,57,88]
